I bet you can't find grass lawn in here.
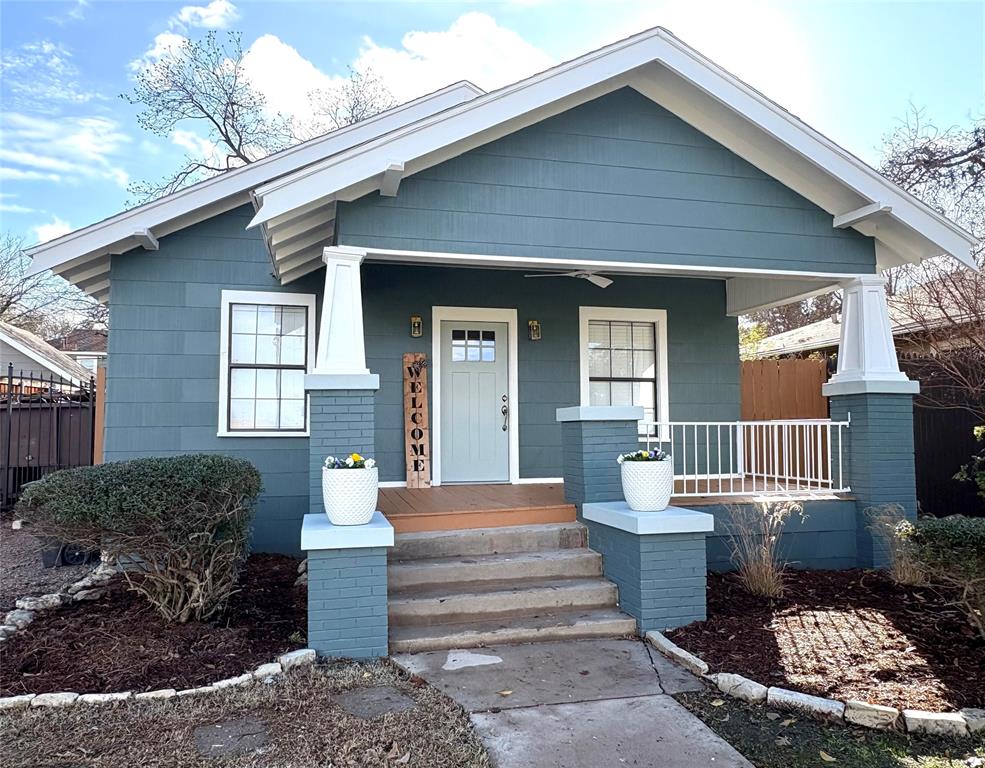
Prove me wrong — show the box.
[1,661,489,768]
[676,690,985,768]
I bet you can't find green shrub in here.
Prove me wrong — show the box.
[17,454,263,623]
[898,515,985,640]
[955,426,985,503]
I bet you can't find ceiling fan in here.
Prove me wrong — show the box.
[523,271,614,289]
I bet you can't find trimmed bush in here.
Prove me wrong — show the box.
[899,515,985,640]
[17,454,263,623]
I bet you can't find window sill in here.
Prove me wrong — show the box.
[217,430,310,438]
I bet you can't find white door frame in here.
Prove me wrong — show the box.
[431,306,519,486]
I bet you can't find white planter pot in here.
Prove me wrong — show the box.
[322,466,378,525]
[620,460,674,512]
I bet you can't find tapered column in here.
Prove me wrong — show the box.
[313,248,369,376]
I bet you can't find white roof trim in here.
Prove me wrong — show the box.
[251,27,977,272]
[24,81,483,282]
[0,327,87,384]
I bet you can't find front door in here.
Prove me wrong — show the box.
[439,320,510,483]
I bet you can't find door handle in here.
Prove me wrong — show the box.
[501,402,509,431]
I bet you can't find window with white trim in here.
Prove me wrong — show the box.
[218,290,316,436]
[579,307,670,437]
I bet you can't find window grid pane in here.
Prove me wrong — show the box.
[228,301,308,432]
[587,318,660,425]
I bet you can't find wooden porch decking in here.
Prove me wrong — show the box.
[379,479,845,533]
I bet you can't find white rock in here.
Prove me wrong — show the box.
[961,708,985,733]
[278,648,316,670]
[212,674,253,690]
[4,609,35,629]
[903,709,969,737]
[68,572,113,595]
[11,519,23,530]
[645,631,709,676]
[294,573,308,587]
[78,692,131,705]
[176,686,215,697]
[32,692,79,708]
[0,694,35,710]
[0,624,17,639]
[134,688,177,701]
[16,593,63,611]
[767,687,845,722]
[844,700,900,730]
[73,588,106,602]
[253,662,282,679]
[714,672,768,704]
[297,559,308,574]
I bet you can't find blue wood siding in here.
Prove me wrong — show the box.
[105,205,323,554]
[338,88,875,274]
[362,263,739,482]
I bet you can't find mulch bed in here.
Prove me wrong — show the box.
[667,570,985,712]
[0,518,90,612]
[0,554,306,696]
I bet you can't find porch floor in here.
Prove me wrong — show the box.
[379,479,846,533]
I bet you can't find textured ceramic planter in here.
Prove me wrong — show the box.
[620,460,673,512]
[322,466,378,525]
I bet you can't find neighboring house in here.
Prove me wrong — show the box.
[24,27,978,652]
[47,328,108,375]
[0,321,93,389]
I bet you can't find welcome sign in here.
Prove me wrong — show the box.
[402,352,431,488]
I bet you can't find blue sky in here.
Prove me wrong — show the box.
[1,0,982,246]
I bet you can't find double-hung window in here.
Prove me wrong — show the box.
[218,290,317,436]
[579,307,669,437]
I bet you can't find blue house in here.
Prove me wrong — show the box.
[27,28,977,656]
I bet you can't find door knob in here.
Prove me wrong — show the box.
[501,403,509,431]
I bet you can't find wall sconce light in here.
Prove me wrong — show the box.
[528,320,542,341]
[410,315,423,338]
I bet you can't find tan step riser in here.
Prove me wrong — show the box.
[391,524,587,561]
[389,617,638,653]
[389,551,602,590]
[388,583,618,627]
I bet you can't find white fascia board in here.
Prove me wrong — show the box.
[252,26,976,270]
[333,244,862,283]
[726,277,840,316]
[24,82,482,276]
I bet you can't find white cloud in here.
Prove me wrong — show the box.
[353,13,555,102]
[0,113,130,188]
[174,0,239,30]
[242,34,338,124]
[129,31,187,72]
[46,0,88,26]
[0,193,40,215]
[32,216,72,244]
[0,39,103,108]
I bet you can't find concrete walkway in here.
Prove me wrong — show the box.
[393,638,753,768]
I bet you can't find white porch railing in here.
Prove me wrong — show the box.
[641,419,851,497]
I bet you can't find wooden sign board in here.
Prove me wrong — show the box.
[403,353,431,488]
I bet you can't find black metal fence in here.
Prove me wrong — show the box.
[1,364,96,512]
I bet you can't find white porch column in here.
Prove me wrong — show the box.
[822,275,919,396]
[312,248,369,377]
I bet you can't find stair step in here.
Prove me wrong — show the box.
[388,576,617,626]
[389,549,602,590]
[389,607,638,653]
[391,522,587,561]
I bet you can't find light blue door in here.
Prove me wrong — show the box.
[440,321,510,483]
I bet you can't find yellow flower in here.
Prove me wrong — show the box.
[351,453,363,462]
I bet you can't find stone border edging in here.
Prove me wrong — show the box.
[0,648,317,711]
[0,561,318,712]
[645,631,984,739]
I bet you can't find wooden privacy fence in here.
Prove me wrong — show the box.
[741,358,828,420]
[1,365,97,511]
[740,358,831,484]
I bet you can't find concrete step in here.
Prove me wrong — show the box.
[389,549,603,590]
[389,607,638,653]
[391,522,587,561]
[388,576,618,626]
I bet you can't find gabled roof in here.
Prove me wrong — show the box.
[0,321,93,384]
[26,26,978,305]
[24,81,483,301]
[47,327,108,354]
[249,26,977,281]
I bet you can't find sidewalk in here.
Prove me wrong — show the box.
[393,637,753,768]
